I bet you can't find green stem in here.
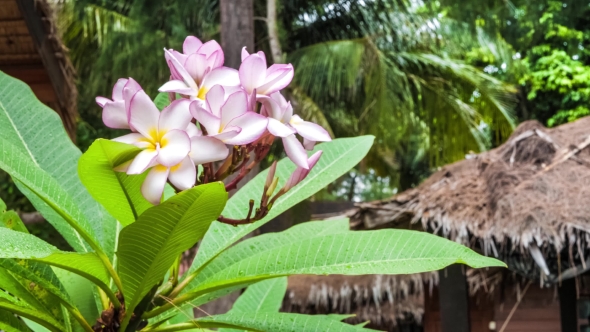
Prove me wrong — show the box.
[61,302,95,332]
[144,321,244,332]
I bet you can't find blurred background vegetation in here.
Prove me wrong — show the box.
[3,0,589,214]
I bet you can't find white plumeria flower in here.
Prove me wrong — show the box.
[239,48,294,97]
[141,157,196,205]
[166,36,225,86]
[259,92,331,169]
[96,78,142,130]
[190,85,268,145]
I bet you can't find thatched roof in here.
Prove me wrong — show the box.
[1,0,77,140]
[282,273,437,331]
[348,117,590,283]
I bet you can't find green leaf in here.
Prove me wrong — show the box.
[51,269,100,327]
[0,228,111,292]
[0,291,64,332]
[117,182,227,326]
[0,197,6,212]
[154,92,169,111]
[78,139,152,226]
[160,312,376,331]
[188,136,374,275]
[191,229,504,296]
[0,308,32,331]
[0,266,54,315]
[0,71,117,258]
[0,137,96,252]
[1,210,28,234]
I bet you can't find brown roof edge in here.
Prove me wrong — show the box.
[17,0,78,141]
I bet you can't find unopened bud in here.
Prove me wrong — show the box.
[266,177,279,197]
[264,161,278,188]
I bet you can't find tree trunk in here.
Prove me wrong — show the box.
[220,0,255,69]
[266,0,282,63]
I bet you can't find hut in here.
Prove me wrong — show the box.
[0,0,77,140]
[284,117,590,332]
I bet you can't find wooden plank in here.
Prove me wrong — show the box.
[0,64,50,84]
[0,19,30,36]
[0,0,22,20]
[0,35,37,54]
[559,278,579,332]
[438,265,471,332]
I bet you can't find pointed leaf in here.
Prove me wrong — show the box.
[192,229,504,296]
[0,71,116,258]
[79,139,152,226]
[117,182,227,324]
[1,210,28,234]
[154,92,170,111]
[229,277,287,313]
[0,308,32,332]
[188,136,374,275]
[0,291,64,332]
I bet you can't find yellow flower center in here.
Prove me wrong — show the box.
[197,86,208,100]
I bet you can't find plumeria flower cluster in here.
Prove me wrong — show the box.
[96,36,331,224]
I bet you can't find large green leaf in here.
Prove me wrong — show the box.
[229,277,287,313]
[0,291,64,332]
[117,182,227,327]
[0,266,54,315]
[0,308,32,332]
[187,136,374,275]
[152,312,376,331]
[78,139,152,226]
[0,228,111,292]
[0,72,116,258]
[0,138,95,252]
[191,229,504,296]
[51,268,100,328]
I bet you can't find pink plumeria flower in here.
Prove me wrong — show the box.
[190,85,268,145]
[159,47,239,102]
[141,157,196,205]
[259,92,331,169]
[96,78,142,129]
[239,48,294,97]
[283,151,323,191]
[166,36,225,86]
[112,90,192,175]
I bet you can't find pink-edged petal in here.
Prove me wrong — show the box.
[189,136,229,164]
[168,157,196,190]
[159,99,192,131]
[239,54,267,94]
[158,80,196,95]
[258,95,285,120]
[142,165,170,205]
[186,123,202,138]
[113,160,132,172]
[206,49,224,69]
[191,102,221,135]
[241,47,250,62]
[165,49,198,90]
[290,115,331,142]
[211,128,241,142]
[267,118,295,137]
[127,149,159,175]
[112,133,152,149]
[220,91,248,128]
[102,101,129,129]
[303,138,316,150]
[158,129,191,167]
[205,85,226,117]
[170,50,187,66]
[284,150,322,190]
[183,36,203,54]
[282,134,309,169]
[185,53,210,84]
[122,78,143,129]
[112,78,129,100]
[199,41,224,64]
[257,64,294,95]
[96,96,110,108]
[224,112,269,145]
[202,67,240,90]
[128,90,161,139]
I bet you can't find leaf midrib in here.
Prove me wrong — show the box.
[0,98,39,167]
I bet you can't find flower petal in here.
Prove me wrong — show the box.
[96,96,110,108]
[257,64,294,95]
[224,112,268,145]
[186,123,202,138]
[258,95,285,120]
[190,136,229,164]
[185,53,210,84]
[303,138,316,150]
[220,91,248,128]
[183,36,203,54]
[142,165,170,205]
[159,99,192,131]
[241,47,250,62]
[211,128,241,142]
[112,78,129,100]
[282,134,309,169]
[202,67,240,90]
[284,150,322,190]
[158,129,191,167]
[112,133,152,149]
[102,101,129,129]
[199,40,224,65]
[267,118,295,137]
[165,49,198,90]
[158,80,196,96]
[191,102,221,135]
[128,90,161,139]
[168,157,196,191]
[290,115,331,142]
[205,85,226,117]
[238,53,267,94]
[128,149,159,175]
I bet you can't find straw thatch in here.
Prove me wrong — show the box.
[1,0,77,140]
[348,117,590,284]
[283,273,437,331]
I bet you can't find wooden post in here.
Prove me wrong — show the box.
[559,278,578,332]
[439,264,470,332]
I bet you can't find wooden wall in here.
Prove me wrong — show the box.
[424,283,560,332]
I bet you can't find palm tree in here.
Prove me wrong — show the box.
[56,0,517,185]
